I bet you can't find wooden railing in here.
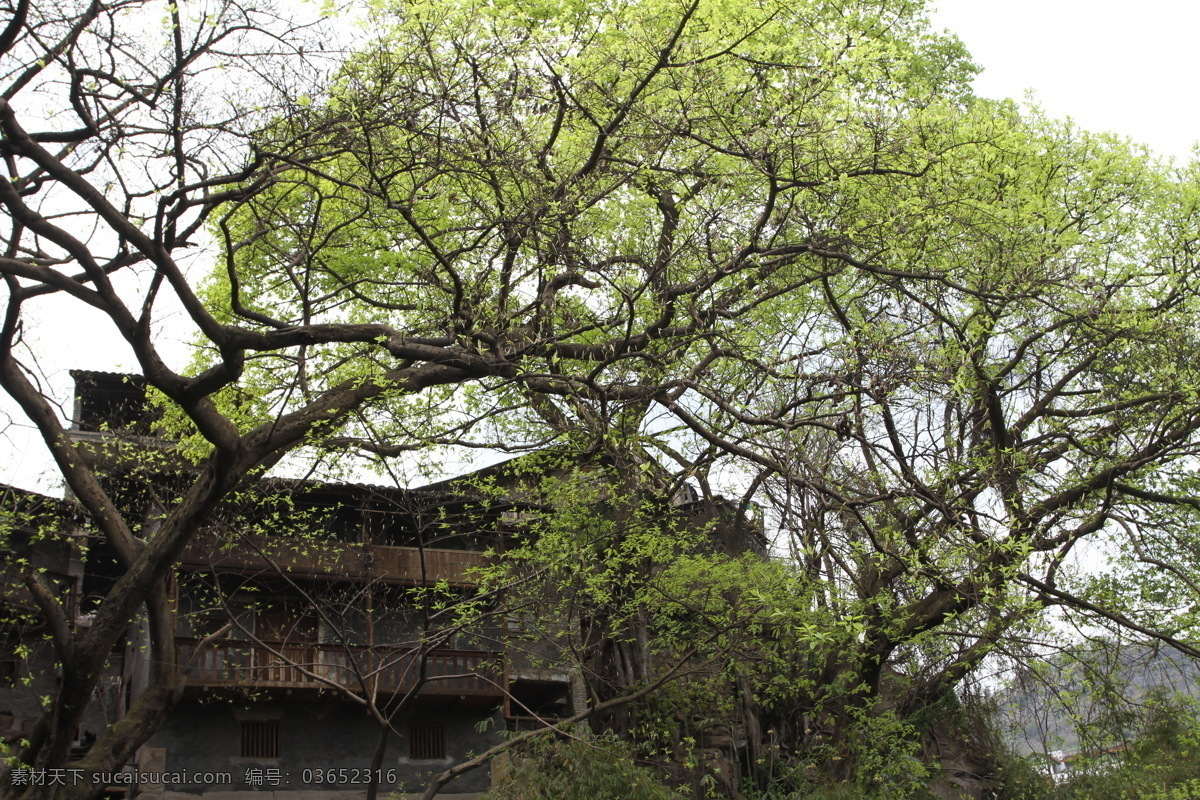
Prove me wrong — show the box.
[178,533,488,586]
[176,639,504,698]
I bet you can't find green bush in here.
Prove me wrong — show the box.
[995,693,1200,800]
[481,735,686,800]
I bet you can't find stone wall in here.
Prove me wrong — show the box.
[146,697,504,796]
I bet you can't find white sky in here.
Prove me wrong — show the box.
[930,0,1200,162]
[3,1,1198,492]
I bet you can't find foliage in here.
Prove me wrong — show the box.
[995,692,1200,800]
[5,0,1200,797]
[480,735,686,800]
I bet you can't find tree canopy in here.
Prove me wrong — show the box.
[2,0,1200,796]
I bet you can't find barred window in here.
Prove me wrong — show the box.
[409,723,446,760]
[0,636,22,687]
[0,655,19,686]
[240,720,280,759]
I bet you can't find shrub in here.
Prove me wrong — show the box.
[481,735,685,800]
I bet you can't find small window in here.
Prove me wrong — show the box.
[0,656,20,687]
[409,723,446,760]
[0,639,22,687]
[240,720,280,759]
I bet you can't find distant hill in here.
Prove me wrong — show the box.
[992,645,1200,757]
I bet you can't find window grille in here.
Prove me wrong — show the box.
[0,656,18,686]
[240,720,280,759]
[409,723,446,760]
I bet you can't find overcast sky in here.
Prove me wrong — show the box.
[930,0,1200,162]
[3,2,1198,492]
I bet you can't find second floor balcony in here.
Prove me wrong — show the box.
[178,533,488,587]
[176,638,504,700]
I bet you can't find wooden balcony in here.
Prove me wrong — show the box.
[178,533,487,587]
[176,639,504,699]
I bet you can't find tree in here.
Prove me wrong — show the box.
[222,1,1200,791]
[718,112,1200,790]
[4,0,1200,797]
[191,6,982,787]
